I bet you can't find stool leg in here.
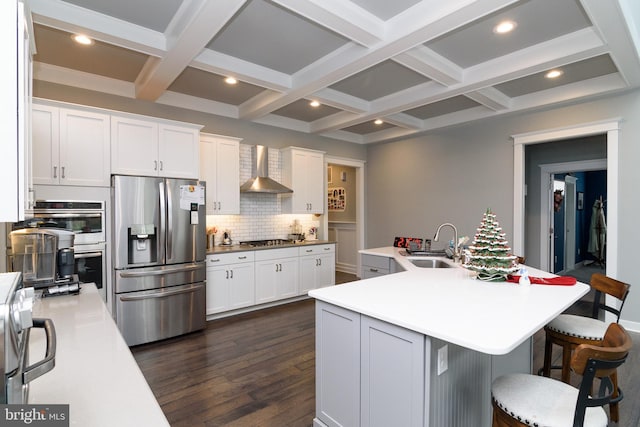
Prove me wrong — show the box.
[610,371,620,422]
[542,334,553,377]
[561,343,572,383]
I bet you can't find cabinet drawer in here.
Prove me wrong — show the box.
[206,251,254,266]
[298,244,335,256]
[254,247,299,261]
[361,254,391,270]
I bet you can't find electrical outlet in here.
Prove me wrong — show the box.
[437,345,448,375]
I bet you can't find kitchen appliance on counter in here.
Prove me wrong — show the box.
[9,228,76,288]
[7,200,108,302]
[112,176,206,346]
[1,272,57,404]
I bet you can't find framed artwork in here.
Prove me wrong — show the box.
[327,187,346,211]
[577,191,584,210]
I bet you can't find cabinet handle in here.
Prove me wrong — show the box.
[154,160,158,171]
[324,247,331,251]
[53,166,57,178]
[225,270,229,279]
[230,269,233,279]
[61,166,65,179]
[209,258,221,263]
[218,201,221,210]
[160,160,163,171]
[306,249,312,253]
[318,258,322,266]
[238,256,247,260]
[369,268,379,272]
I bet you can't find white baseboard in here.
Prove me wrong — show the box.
[336,262,356,275]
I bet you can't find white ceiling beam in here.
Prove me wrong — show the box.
[271,0,384,46]
[393,46,463,86]
[363,127,421,144]
[311,87,370,113]
[29,0,165,56]
[134,0,246,101]
[580,0,640,86]
[465,87,511,111]
[382,113,426,130]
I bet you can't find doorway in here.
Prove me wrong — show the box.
[324,156,365,279]
[512,120,618,279]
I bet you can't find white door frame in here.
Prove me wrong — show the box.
[563,175,577,272]
[512,119,619,280]
[324,155,366,277]
[539,160,606,272]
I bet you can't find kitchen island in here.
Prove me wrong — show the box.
[309,247,589,427]
[29,284,169,427]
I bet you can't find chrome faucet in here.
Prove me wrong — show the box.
[434,223,460,262]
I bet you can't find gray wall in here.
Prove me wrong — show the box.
[365,88,640,328]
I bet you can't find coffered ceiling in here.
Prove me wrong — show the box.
[29,0,640,144]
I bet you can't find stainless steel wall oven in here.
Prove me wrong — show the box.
[9,200,108,302]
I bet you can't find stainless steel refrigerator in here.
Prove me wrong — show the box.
[112,175,206,346]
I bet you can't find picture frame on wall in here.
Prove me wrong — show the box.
[577,191,584,210]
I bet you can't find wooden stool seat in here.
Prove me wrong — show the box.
[492,374,608,427]
[493,323,632,427]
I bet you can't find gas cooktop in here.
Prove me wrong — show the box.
[239,239,295,247]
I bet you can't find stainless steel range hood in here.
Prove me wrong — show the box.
[240,145,293,194]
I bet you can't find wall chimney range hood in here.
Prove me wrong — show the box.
[240,145,293,194]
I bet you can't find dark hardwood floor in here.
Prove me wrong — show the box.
[132,282,640,427]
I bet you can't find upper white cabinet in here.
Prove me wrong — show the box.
[199,134,241,214]
[111,115,201,179]
[32,103,111,187]
[1,0,33,221]
[281,147,325,214]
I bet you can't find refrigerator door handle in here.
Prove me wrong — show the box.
[119,284,203,301]
[118,263,203,278]
[159,180,167,263]
[166,181,173,261]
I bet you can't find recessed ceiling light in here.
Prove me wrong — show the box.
[374,119,383,125]
[309,100,320,107]
[545,69,564,79]
[225,77,238,85]
[493,20,517,34]
[72,34,94,45]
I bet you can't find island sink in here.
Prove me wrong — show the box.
[408,258,453,268]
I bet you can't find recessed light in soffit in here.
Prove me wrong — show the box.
[425,0,592,68]
[272,99,342,122]
[342,121,395,135]
[494,54,617,97]
[168,67,265,105]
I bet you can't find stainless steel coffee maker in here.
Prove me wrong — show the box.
[9,228,75,288]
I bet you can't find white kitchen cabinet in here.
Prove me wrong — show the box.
[255,247,299,304]
[315,301,427,427]
[32,103,111,187]
[1,0,33,221]
[111,115,201,179]
[206,252,255,315]
[199,134,241,214]
[281,147,325,214]
[299,244,335,294]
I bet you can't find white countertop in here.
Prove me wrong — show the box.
[310,247,589,355]
[29,284,169,427]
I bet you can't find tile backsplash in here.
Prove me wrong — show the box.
[206,144,320,244]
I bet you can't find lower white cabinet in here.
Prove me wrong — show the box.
[206,252,255,315]
[255,247,299,304]
[315,301,427,427]
[300,244,335,294]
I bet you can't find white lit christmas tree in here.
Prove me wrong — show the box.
[465,209,518,281]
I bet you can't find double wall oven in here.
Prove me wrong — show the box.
[10,200,108,301]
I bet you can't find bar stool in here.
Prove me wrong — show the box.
[492,323,632,427]
[540,272,630,421]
